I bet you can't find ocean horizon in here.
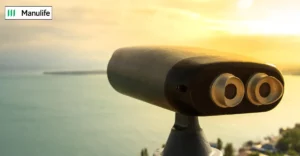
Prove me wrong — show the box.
[0,73,299,156]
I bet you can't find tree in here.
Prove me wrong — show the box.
[217,138,223,150]
[287,149,299,156]
[279,128,285,135]
[295,123,300,129]
[276,127,300,154]
[248,152,259,156]
[140,148,149,156]
[276,138,290,152]
[244,140,254,147]
[268,153,285,156]
[224,143,234,156]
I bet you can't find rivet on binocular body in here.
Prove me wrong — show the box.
[210,73,245,108]
[246,73,284,105]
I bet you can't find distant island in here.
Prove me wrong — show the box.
[42,67,300,76]
[43,70,106,75]
[280,66,300,75]
[282,70,300,75]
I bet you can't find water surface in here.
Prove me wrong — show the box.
[0,74,299,156]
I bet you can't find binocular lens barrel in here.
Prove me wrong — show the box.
[246,73,284,105]
[210,73,245,108]
[107,46,285,116]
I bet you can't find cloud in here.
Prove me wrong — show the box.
[0,0,226,52]
[0,20,81,47]
[186,34,300,64]
[0,0,300,71]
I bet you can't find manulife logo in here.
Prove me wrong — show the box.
[7,9,16,17]
[5,6,52,20]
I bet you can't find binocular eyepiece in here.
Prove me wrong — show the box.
[107,46,284,116]
[210,72,284,108]
[210,73,245,108]
[246,73,284,105]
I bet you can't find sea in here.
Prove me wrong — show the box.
[0,72,299,156]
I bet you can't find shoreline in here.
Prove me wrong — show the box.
[43,70,106,75]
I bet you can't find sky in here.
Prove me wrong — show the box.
[0,0,300,71]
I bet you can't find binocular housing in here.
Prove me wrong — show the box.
[107,46,284,116]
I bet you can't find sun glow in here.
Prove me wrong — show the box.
[237,0,253,9]
[243,10,300,35]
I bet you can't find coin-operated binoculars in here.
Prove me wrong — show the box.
[107,46,284,156]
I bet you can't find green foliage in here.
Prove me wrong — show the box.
[265,150,286,156]
[287,149,299,156]
[244,140,254,147]
[224,143,234,156]
[279,128,285,135]
[276,138,290,152]
[248,152,259,156]
[217,138,223,150]
[140,148,149,156]
[268,153,285,156]
[140,123,300,156]
[276,126,300,154]
[295,123,300,129]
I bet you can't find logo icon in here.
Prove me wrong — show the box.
[5,6,52,20]
[7,9,16,17]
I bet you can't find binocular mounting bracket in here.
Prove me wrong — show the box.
[157,113,223,156]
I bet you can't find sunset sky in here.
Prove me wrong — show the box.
[0,0,300,70]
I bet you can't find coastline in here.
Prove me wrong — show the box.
[43,70,106,75]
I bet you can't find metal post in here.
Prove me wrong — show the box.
[154,113,223,156]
